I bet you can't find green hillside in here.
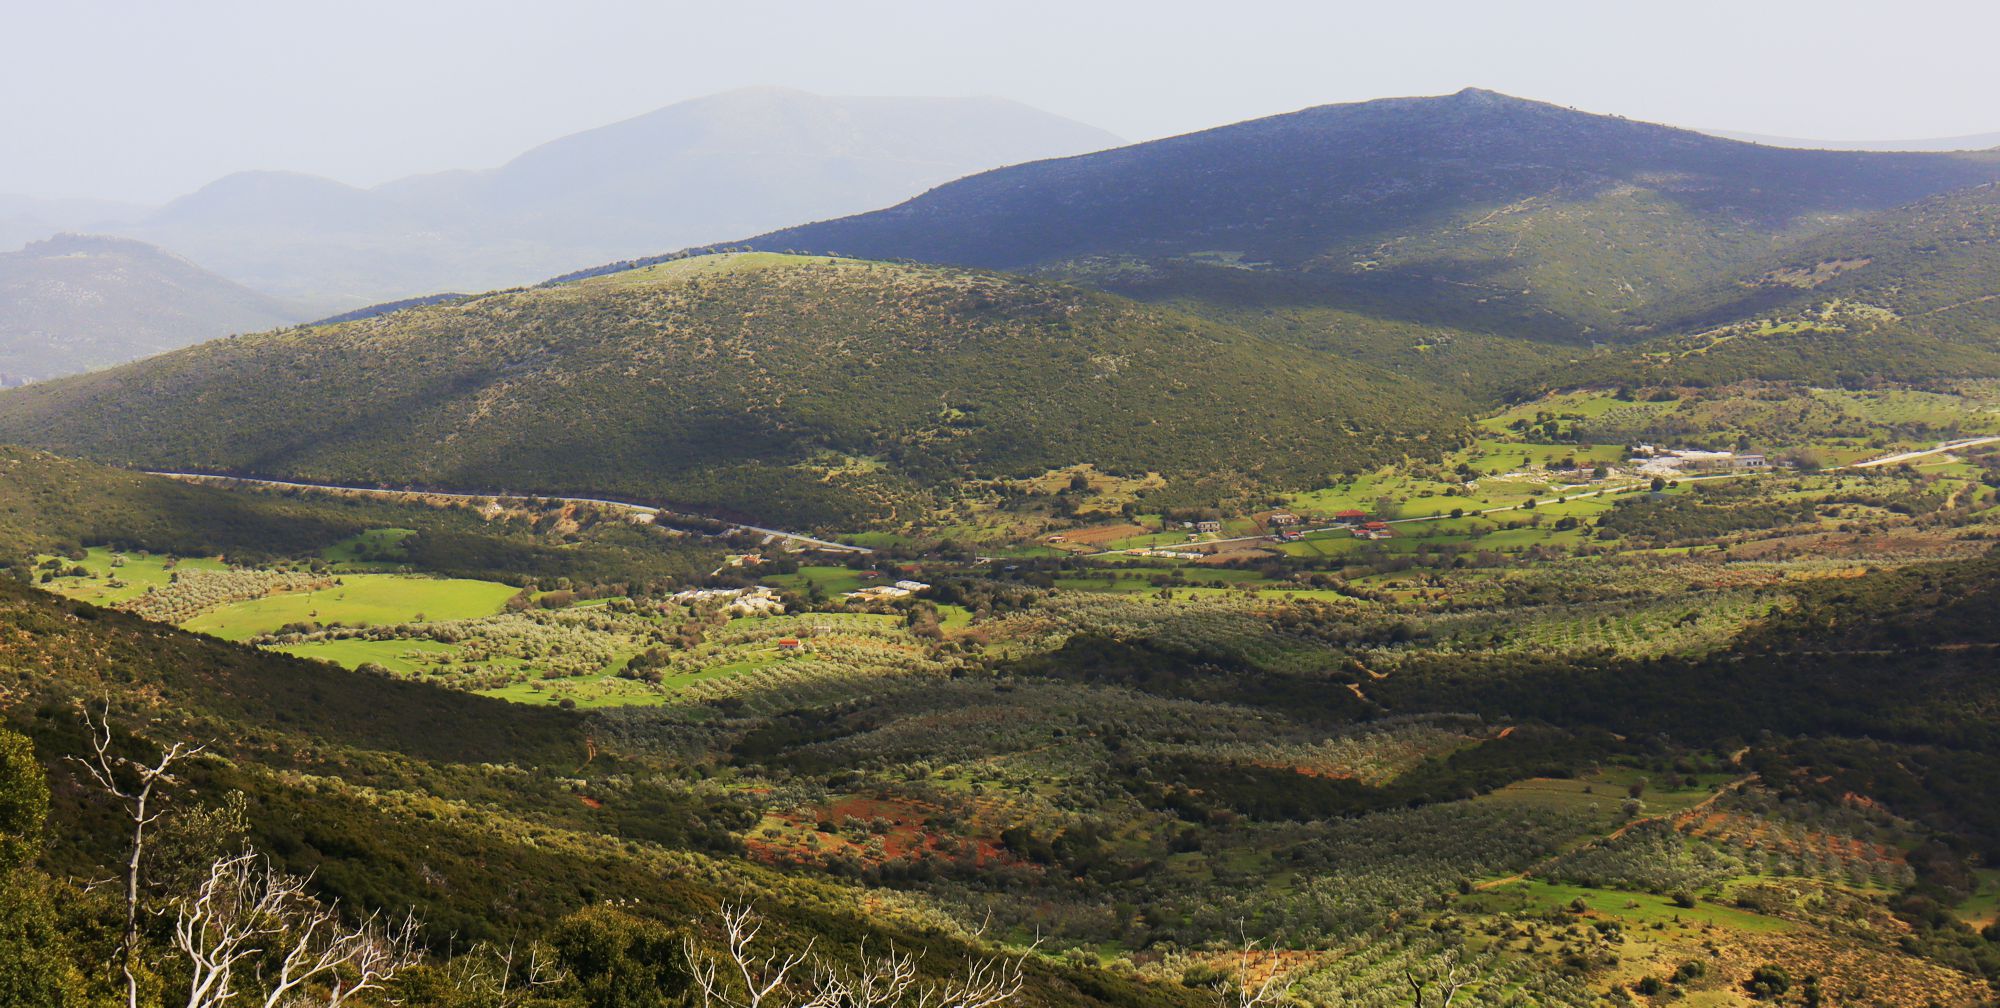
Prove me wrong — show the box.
[1561,183,2000,388]
[0,253,1467,530]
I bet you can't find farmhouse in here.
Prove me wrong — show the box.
[1679,452,1772,473]
[1353,521,1393,541]
[893,580,931,593]
[777,637,803,651]
[1195,520,1223,533]
[1334,509,1368,524]
[1268,513,1300,526]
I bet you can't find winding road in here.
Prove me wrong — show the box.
[143,472,872,554]
[147,434,1993,562]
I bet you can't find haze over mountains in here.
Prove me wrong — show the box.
[0,88,1119,384]
[6,88,1121,316]
[0,234,294,383]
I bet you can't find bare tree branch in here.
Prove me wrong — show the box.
[174,850,421,1008]
[69,700,206,1008]
[690,905,1026,1008]
[1219,927,1294,1008]
[1404,949,1484,1008]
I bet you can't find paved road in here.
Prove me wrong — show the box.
[1841,435,2000,469]
[150,435,1988,562]
[144,472,872,554]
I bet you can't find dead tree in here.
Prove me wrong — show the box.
[689,904,1026,1008]
[688,904,816,1008]
[71,701,204,1008]
[1222,935,1295,1008]
[436,940,566,1006]
[1405,949,1484,1008]
[175,850,421,1008]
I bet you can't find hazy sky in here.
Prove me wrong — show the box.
[11,0,2000,203]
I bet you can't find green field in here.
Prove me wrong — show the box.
[765,565,873,596]
[277,637,463,675]
[1468,879,1795,933]
[1959,869,2000,929]
[36,547,228,606]
[182,574,518,641]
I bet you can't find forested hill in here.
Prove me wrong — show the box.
[741,89,2000,340]
[0,253,1466,530]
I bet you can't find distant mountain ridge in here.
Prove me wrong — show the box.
[0,233,297,382]
[99,88,1122,311]
[740,89,2000,341]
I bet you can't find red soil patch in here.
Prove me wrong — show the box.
[1679,810,1904,864]
[749,794,1022,870]
[1061,523,1151,547]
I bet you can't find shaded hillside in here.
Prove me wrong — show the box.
[0,254,1465,529]
[1557,184,2000,388]
[118,89,1120,311]
[0,447,723,586]
[745,89,2000,340]
[0,234,296,381]
[1659,182,2000,330]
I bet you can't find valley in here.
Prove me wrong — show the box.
[7,70,2000,1008]
[11,372,1999,1005]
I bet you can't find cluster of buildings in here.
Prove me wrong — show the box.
[1630,446,1773,475]
[1168,508,1388,544]
[666,585,786,616]
[843,579,931,603]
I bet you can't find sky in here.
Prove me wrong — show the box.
[10,0,2000,204]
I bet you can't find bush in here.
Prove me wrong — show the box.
[1744,963,1790,998]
